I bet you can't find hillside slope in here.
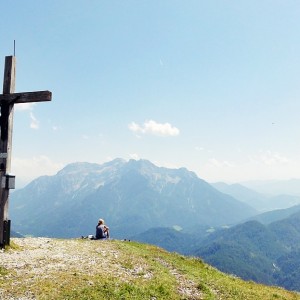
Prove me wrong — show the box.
[195,212,300,291]
[0,238,299,300]
[248,204,300,225]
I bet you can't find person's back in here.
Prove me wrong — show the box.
[95,218,109,239]
[95,224,106,239]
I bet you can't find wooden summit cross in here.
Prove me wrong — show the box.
[0,56,51,248]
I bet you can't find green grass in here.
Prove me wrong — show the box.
[4,240,21,250]
[116,241,300,300]
[1,239,300,300]
[29,266,179,300]
[0,266,8,276]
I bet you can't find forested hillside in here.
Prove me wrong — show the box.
[195,211,300,291]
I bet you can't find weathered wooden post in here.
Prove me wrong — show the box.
[0,56,16,248]
[0,56,52,248]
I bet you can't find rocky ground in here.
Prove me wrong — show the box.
[0,238,202,300]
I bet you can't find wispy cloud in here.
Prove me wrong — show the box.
[129,153,140,160]
[195,146,204,151]
[129,120,180,137]
[250,150,289,165]
[199,150,293,183]
[30,112,39,129]
[12,155,64,188]
[208,158,235,168]
[15,103,35,111]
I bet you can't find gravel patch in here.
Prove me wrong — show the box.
[0,238,128,299]
[0,238,201,299]
[156,257,203,299]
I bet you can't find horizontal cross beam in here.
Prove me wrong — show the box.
[0,91,52,105]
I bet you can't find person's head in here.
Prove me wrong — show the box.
[98,218,104,225]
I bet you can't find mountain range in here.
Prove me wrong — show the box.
[212,182,300,211]
[10,159,256,239]
[241,179,300,197]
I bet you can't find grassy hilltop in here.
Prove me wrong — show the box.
[0,238,300,300]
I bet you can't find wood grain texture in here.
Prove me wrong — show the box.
[0,56,16,247]
[0,90,52,104]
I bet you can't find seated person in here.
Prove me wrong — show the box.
[95,218,110,239]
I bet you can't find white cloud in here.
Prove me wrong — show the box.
[15,104,40,129]
[12,155,64,188]
[129,120,180,137]
[30,112,39,129]
[15,103,35,111]
[250,150,290,166]
[129,153,140,160]
[198,150,295,183]
[208,158,235,168]
[195,146,204,151]
[153,160,180,170]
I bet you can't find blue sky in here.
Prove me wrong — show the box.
[1,1,300,187]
